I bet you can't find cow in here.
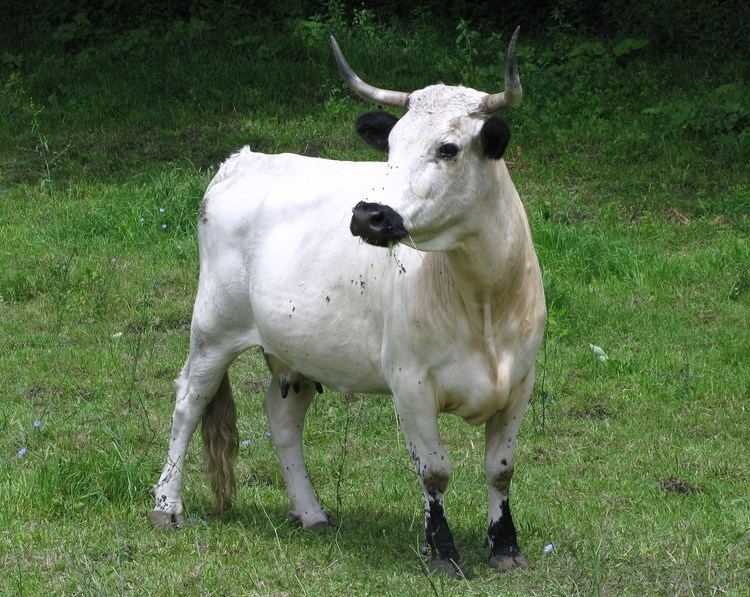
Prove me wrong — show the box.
[150,28,546,577]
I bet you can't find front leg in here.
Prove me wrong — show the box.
[393,387,466,578]
[484,370,534,571]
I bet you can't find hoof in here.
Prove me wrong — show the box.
[303,518,334,532]
[428,557,471,579]
[288,511,334,532]
[149,509,185,529]
[488,552,528,572]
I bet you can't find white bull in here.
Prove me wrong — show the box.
[151,28,546,576]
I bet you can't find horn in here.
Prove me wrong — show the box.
[329,36,410,108]
[479,26,523,113]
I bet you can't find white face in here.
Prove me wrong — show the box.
[366,85,505,252]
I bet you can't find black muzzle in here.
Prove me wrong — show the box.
[350,201,408,247]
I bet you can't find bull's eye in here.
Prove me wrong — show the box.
[436,143,459,159]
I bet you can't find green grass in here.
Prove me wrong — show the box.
[1,14,749,595]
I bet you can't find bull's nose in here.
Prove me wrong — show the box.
[350,201,408,247]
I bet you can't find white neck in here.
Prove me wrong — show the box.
[424,162,533,386]
[444,162,528,304]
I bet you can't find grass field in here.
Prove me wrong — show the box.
[1,14,749,595]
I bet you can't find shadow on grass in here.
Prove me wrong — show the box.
[201,501,494,577]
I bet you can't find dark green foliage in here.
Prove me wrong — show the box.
[3,0,750,56]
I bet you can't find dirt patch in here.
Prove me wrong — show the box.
[554,210,590,224]
[569,403,612,420]
[658,477,702,494]
[713,215,731,227]
[665,207,690,224]
[21,383,67,405]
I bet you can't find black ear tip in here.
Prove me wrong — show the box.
[481,117,511,160]
[355,111,400,153]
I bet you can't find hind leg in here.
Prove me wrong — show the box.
[264,377,330,530]
[150,331,236,528]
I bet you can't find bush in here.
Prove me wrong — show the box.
[3,0,750,56]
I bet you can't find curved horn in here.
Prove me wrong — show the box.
[480,26,523,113]
[329,36,410,108]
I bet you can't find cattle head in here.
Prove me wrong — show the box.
[331,29,522,252]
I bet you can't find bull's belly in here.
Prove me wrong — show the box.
[254,317,390,394]
[248,231,393,394]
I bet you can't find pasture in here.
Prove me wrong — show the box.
[1,9,749,595]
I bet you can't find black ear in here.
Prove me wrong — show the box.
[355,111,399,152]
[480,117,511,159]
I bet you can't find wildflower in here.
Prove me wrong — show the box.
[33,419,42,429]
[241,438,253,447]
[17,447,27,458]
[159,207,166,213]
[161,223,168,230]
[139,217,144,224]
[589,344,608,362]
[543,543,554,554]
[112,331,123,338]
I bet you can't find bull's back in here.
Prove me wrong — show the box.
[198,148,396,393]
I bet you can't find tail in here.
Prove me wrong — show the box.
[201,373,238,513]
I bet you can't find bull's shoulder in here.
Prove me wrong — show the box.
[197,148,388,248]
